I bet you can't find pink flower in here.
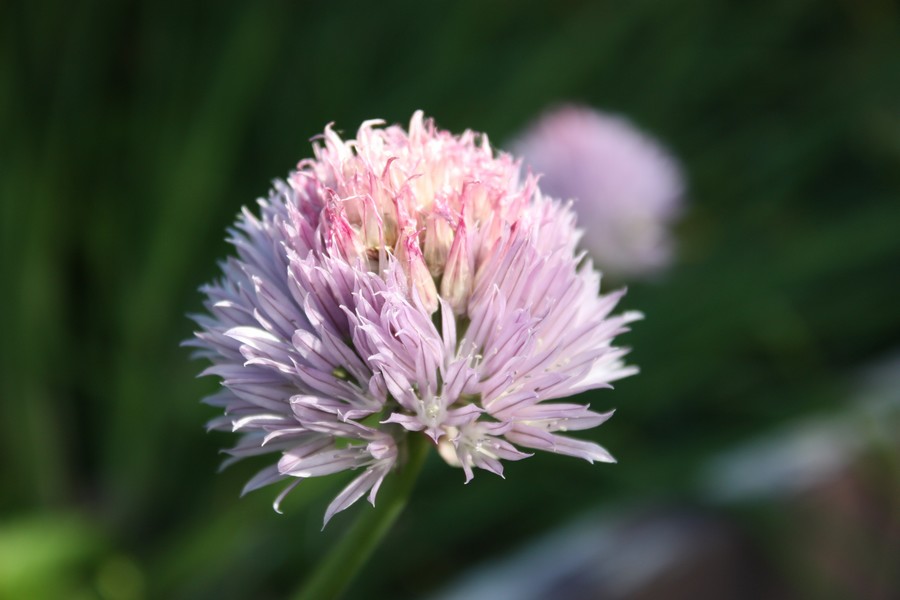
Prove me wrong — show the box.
[187,112,640,526]
[512,105,684,279]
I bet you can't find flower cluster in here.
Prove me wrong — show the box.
[188,112,640,525]
[512,105,684,279]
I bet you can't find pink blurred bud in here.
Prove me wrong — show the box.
[513,105,684,279]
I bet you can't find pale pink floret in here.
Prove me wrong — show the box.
[187,112,640,526]
[513,105,684,279]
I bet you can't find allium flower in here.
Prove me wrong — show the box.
[512,105,684,279]
[187,112,641,526]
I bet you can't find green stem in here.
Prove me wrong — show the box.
[292,435,431,600]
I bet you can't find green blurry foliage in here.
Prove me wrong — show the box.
[0,514,104,599]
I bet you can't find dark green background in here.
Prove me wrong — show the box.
[2,1,898,598]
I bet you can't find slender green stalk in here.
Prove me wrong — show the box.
[292,436,431,600]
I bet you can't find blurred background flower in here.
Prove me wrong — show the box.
[511,105,683,280]
[2,1,899,599]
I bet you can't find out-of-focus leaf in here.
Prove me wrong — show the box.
[0,513,104,599]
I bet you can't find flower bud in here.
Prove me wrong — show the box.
[440,220,471,315]
[423,210,453,277]
[397,228,439,314]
